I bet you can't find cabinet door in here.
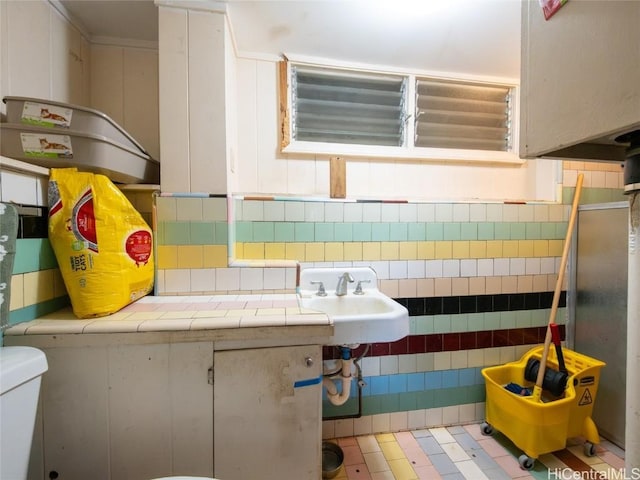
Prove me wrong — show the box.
[519,0,640,158]
[213,345,322,480]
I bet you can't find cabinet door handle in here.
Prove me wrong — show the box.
[305,356,314,367]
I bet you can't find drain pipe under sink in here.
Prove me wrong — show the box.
[323,347,354,406]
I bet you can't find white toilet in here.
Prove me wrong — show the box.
[0,346,48,480]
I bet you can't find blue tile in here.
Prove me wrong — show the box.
[294,223,315,242]
[417,437,444,455]
[441,370,458,388]
[426,223,444,241]
[494,223,511,240]
[429,453,460,476]
[388,374,407,394]
[425,371,442,389]
[408,223,426,241]
[452,432,483,452]
[334,223,353,241]
[407,372,425,392]
[460,223,478,240]
[315,223,334,242]
[389,223,408,241]
[458,368,476,387]
[371,223,390,241]
[369,376,389,395]
[274,222,295,242]
[253,222,275,242]
[510,223,526,240]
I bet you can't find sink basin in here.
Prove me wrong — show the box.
[297,267,409,346]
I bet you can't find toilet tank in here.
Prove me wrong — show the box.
[0,346,48,480]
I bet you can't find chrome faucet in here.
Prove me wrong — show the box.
[335,272,354,296]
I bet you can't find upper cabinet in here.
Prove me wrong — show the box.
[519,0,640,162]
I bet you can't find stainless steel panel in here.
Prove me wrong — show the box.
[572,203,628,447]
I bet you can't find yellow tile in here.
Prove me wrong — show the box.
[243,243,265,260]
[502,240,519,257]
[533,240,549,257]
[399,241,417,260]
[417,241,435,259]
[305,243,325,262]
[203,245,228,267]
[518,240,534,257]
[388,458,418,480]
[362,242,381,261]
[325,242,344,261]
[177,245,203,268]
[343,242,363,261]
[452,241,470,259]
[23,270,54,306]
[52,268,67,298]
[379,441,405,461]
[234,243,244,259]
[549,239,564,256]
[380,241,399,260]
[156,245,178,269]
[434,241,452,259]
[265,243,285,259]
[10,274,24,310]
[469,240,487,258]
[285,243,305,261]
[485,240,503,258]
[375,433,396,443]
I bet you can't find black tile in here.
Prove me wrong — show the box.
[460,295,476,314]
[425,297,443,315]
[408,298,425,316]
[509,293,526,311]
[493,294,509,312]
[524,292,540,310]
[540,291,554,308]
[477,295,493,313]
[442,296,460,314]
[559,291,567,308]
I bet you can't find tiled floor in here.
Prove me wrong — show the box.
[324,423,626,479]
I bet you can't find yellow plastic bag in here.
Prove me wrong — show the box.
[48,168,154,318]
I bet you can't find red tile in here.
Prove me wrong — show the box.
[460,332,476,350]
[408,335,426,354]
[345,463,372,480]
[443,333,460,351]
[426,334,443,353]
[389,337,408,355]
[476,331,492,348]
[523,327,539,344]
[371,343,390,356]
[508,328,524,346]
[493,329,509,347]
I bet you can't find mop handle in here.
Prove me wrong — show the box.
[533,174,583,402]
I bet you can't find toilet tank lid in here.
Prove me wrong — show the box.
[0,346,48,395]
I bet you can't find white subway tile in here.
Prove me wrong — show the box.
[460,259,477,277]
[493,258,510,276]
[426,260,443,278]
[425,408,443,428]
[502,204,519,222]
[263,201,285,221]
[176,198,203,221]
[477,259,494,277]
[485,204,503,222]
[1,171,38,205]
[369,261,389,279]
[215,268,241,291]
[155,198,177,222]
[518,205,535,222]
[362,203,381,222]
[525,257,541,275]
[398,354,417,374]
[334,418,354,438]
[443,259,460,277]
[398,203,417,222]
[285,201,305,221]
[371,414,390,434]
[416,204,435,222]
[380,355,399,375]
[242,200,264,221]
[343,203,363,222]
[203,197,227,222]
[240,267,264,290]
[407,410,427,430]
[324,202,344,222]
[264,267,285,290]
[389,260,408,279]
[469,204,487,222]
[164,269,191,293]
[534,205,550,222]
[389,412,408,432]
[381,203,400,222]
[435,203,453,222]
[304,202,324,222]
[407,260,425,279]
[361,356,381,377]
[190,268,216,292]
[540,257,556,274]
[441,406,460,427]
[509,258,526,276]
[452,204,470,222]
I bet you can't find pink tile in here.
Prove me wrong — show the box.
[345,463,372,480]
[273,299,298,307]
[121,303,159,311]
[403,446,432,467]
[463,423,486,441]
[414,465,442,479]
[394,431,420,450]
[477,437,510,458]
[338,437,359,447]
[245,300,273,308]
[216,301,247,309]
[158,303,192,311]
[493,455,531,478]
[342,445,365,466]
[598,450,625,469]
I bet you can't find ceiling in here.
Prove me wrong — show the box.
[57,0,522,79]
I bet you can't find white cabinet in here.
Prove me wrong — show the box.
[519,0,640,161]
[213,345,323,480]
[31,342,214,480]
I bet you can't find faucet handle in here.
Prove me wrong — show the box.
[354,279,371,295]
[310,281,327,296]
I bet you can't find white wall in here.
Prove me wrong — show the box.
[231,58,560,202]
[0,0,159,162]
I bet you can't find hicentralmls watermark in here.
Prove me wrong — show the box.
[548,468,640,480]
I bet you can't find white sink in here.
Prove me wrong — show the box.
[297,267,409,346]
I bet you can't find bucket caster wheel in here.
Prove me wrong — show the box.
[518,454,535,470]
[480,421,494,436]
[584,442,596,457]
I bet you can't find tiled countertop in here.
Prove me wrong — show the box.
[4,294,333,350]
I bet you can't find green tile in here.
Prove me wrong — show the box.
[155,223,166,245]
[315,223,334,242]
[253,222,275,242]
[235,221,253,242]
[334,223,353,242]
[274,222,295,242]
[189,222,215,245]
[416,389,435,409]
[483,312,501,330]
[494,223,511,240]
[294,223,315,242]
[460,223,478,240]
[413,315,434,335]
[510,223,526,240]
[432,387,460,408]
[352,223,372,241]
[165,221,191,245]
[467,313,484,329]
[408,223,426,241]
[555,222,567,239]
[361,396,382,416]
[371,223,390,241]
[426,223,444,241]
[14,239,58,274]
[433,315,451,334]
[530,309,547,326]
[477,222,495,240]
[389,223,408,241]
[214,222,228,245]
[451,314,468,333]
[398,392,417,411]
[515,310,532,328]
[499,311,517,329]
[525,222,542,240]
[540,223,556,239]
[378,393,400,413]
[443,222,461,240]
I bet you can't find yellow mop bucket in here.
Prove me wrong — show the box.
[481,346,605,470]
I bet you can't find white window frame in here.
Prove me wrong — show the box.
[281,55,523,165]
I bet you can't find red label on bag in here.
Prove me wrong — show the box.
[72,188,98,252]
[125,230,152,266]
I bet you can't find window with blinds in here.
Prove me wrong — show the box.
[414,79,512,151]
[291,66,407,146]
